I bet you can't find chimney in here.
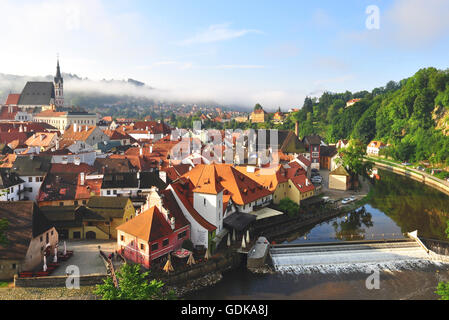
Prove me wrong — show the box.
[295,121,299,138]
[80,172,85,186]
[149,144,153,153]
[73,123,77,132]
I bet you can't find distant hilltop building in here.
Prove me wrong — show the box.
[346,98,361,108]
[250,104,267,123]
[5,59,64,111]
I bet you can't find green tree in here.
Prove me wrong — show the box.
[336,140,373,178]
[0,219,7,246]
[94,263,175,300]
[278,198,299,217]
[254,103,263,111]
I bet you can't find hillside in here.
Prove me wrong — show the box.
[293,67,449,166]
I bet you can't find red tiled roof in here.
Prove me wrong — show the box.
[117,206,174,242]
[5,94,21,105]
[290,174,315,193]
[182,164,272,206]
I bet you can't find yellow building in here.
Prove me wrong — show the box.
[40,197,135,240]
[329,166,351,191]
[286,175,315,205]
[250,108,267,123]
[235,164,315,206]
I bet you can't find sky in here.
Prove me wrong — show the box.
[1,0,449,110]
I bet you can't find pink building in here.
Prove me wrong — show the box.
[116,190,190,268]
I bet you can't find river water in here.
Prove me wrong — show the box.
[186,170,449,300]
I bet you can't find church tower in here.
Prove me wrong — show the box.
[54,58,64,108]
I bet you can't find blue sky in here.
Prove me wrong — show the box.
[1,0,449,109]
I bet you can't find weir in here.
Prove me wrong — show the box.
[269,239,449,274]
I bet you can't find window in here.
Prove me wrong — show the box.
[74,200,78,206]
[82,200,87,205]
[51,231,54,236]
[73,232,81,239]
[140,243,145,250]
[40,236,43,242]
[35,177,39,182]
[204,198,206,206]
[178,231,187,240]
[120,235,124,242]
[151,243,158,251]
[162,239,169,247]
[107,190,111,195]
[28,177,32,183]
[59,202,64,207]
[113,190,117,195]
[12,264,16,269]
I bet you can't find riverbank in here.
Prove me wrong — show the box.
[253,175,373,242]
[367,156,449,196]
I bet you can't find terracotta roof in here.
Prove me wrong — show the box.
[182,164,272,206]
[60,124,97,142]
[290,174,315,193]
[0,154,17,168]
[235,165,288,192]
[93,158,133,174]
[5,94,21,105]
[50,163,95,174]
[117,206,173,242]
[0,132,30,146]
[0,106,19,120]
[368,140,386,149]
[25,132,57,148]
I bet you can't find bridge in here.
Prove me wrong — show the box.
[269,237,448,274]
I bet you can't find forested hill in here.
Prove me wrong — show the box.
[294,67,449,166]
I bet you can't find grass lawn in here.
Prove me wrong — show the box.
[0,282,9,288]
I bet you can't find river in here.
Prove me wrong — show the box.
[186,170,449,300]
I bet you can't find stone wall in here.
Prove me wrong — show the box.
[14,274,107,288]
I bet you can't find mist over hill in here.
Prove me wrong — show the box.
[0,72,235,111]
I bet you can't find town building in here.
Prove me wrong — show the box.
[367,140,387,156]
[59,124,110,150]
[9,155,51,201]
[303,135,324,170]
[329,166,352,191]
[41,196,135,240]
[346,99,361,108]
[0,201,58,280]
[33,110,98,132]
[250,108,267,123]
[116,189,190,268]
[0,169,26,201]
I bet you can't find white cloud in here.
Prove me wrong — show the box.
[343,0,449,49]
[386,0,449,47]
[178,23,262,45]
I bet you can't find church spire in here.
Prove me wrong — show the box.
[55,55,63,83]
